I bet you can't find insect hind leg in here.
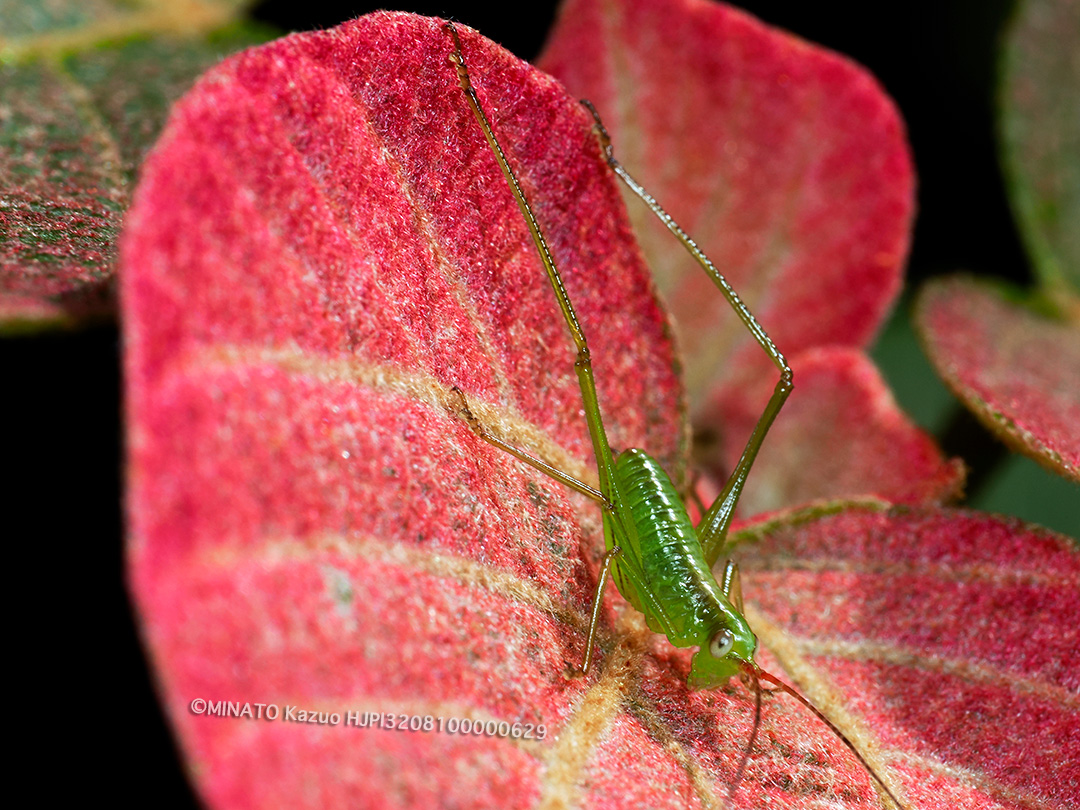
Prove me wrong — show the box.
[581,100,793,568]
[448,386,607,504]
[446,23,621,510]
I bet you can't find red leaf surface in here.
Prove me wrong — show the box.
[735,504,1080,810]
[707,347,965,517]
[916,276,1080,483]
[122,12,685,808]
[538,0,913,411]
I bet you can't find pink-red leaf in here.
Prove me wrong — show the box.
[124,13,1079,809]
[706,347,965,516]
[538,0,913,413]
[916,276,1080,483]
[735,504,1080,810]
[537,0,953,512]
[122,12,690,809]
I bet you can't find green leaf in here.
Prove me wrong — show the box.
[999,0,1080,302]
[0,0,272,333]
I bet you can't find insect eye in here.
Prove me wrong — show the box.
[709,629,734,658]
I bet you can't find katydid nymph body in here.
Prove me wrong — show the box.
[445,23,905,809]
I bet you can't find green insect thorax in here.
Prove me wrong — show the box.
[605,449,757,689]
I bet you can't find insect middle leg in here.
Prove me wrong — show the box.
[581,101,794,567]
[449,387,638,676]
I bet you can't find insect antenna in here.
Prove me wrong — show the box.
[726,663,764,807]
[754,667,908,810]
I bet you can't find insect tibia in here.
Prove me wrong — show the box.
[447,387,608,505]
[570,545,622,678]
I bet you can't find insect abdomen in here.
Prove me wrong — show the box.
[613,449,721,646]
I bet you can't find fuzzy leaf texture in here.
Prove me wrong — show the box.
[714,348,966,516]
[538,0,961,512]
[733,505,1079,810]
[124,12,1079,810]
[917,277,1080,483]
[0,0,266,332]
[911,0,1080,486]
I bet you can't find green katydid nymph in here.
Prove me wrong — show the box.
[444,22,906,809]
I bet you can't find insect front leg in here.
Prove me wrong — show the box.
[581,101,793,567]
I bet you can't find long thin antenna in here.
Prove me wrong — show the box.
[727,664,764,807]
[755,667,908,810]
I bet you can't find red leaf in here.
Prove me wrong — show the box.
[916,276,1080,483]
[735,504,1080,810]
[538,0,913,413]
[124,11,1065,810]
[707,347,965,515]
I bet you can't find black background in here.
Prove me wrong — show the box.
[7,1,1058,807]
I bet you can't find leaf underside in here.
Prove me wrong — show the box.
[916,277,1080,483]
